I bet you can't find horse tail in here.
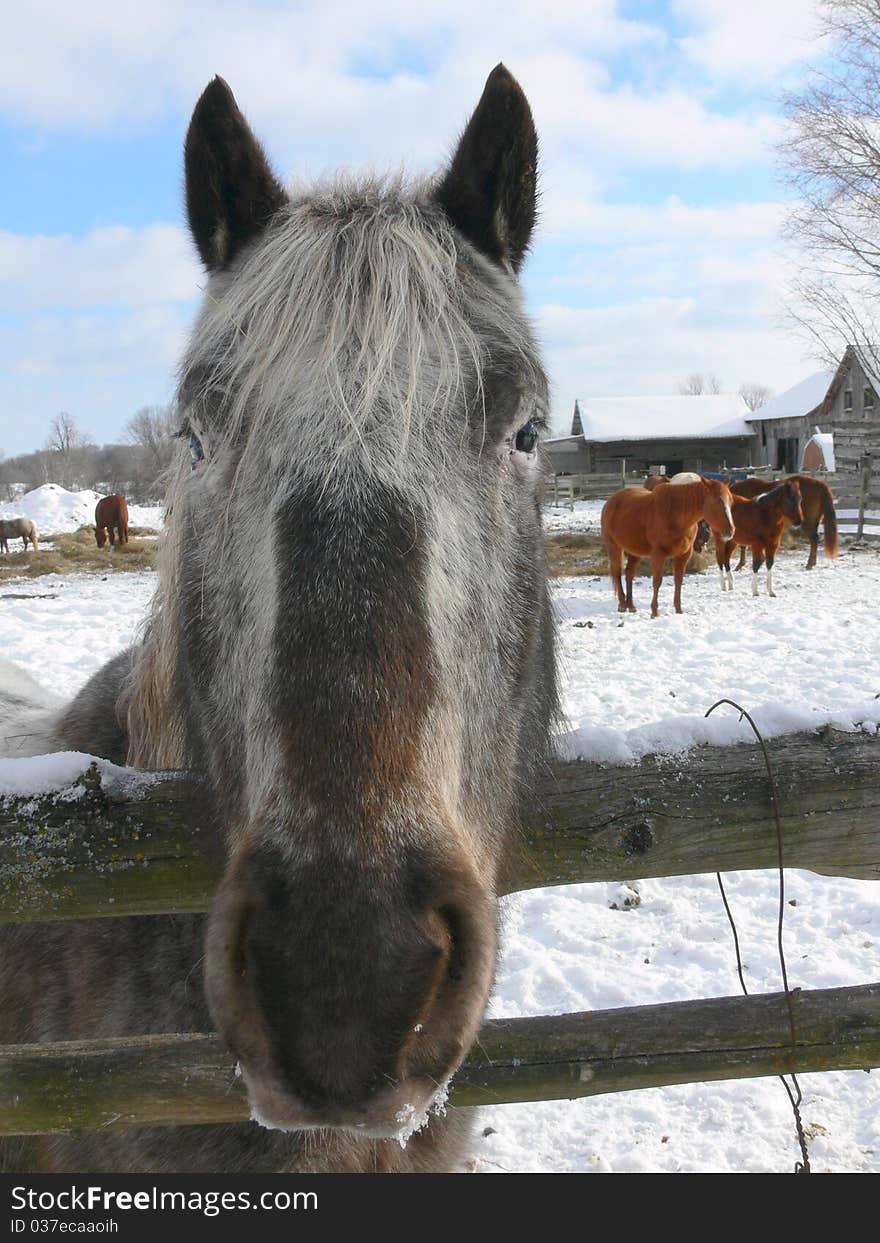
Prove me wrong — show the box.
[820,482,839,558]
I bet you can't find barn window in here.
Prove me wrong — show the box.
[844,389,853,411]
[864,386,875,411]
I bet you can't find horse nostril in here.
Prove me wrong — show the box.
[437,904,466,983]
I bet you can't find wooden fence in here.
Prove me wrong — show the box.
[1,725,878,1135]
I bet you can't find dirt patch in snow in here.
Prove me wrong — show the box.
[0,526,159,581]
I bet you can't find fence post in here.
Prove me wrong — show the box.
[620,458,626,486]
[857,451,872,540]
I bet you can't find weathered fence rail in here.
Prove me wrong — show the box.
[3,983,878,1135]
[2,726,878,1135]
[2,726,878,923]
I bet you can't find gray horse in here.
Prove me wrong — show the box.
[0,517,39,554]
[0,64,556,1173]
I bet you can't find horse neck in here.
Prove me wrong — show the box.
[736,489,783,532]
[657,479,706,523]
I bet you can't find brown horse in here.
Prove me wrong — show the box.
[601,476,734,616]
[643,474,670,491]
[95,495,129,547]
[0,517,39,554]
[730,474,837,570]
[715,479,804,596]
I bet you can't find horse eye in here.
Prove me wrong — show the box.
[515,420,538,453]
[187,430,205,464]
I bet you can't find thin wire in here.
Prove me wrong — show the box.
[704,697,811,1174]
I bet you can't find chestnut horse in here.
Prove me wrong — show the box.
[0,67,555,1173]
[95,495,129,547]
[643,474,670,491]
[729,475,838,570]
[715,479,804,596]
[0,517,39,554]
[601,477,734,616]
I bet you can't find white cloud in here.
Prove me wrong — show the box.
[673,0,826,83]
[537,261,818,438]
[0,2,827,456]
[0,306,190,452]
[542,193,786,246]
[0,2,781,182]
[0,225,200,313]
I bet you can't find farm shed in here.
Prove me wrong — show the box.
[748,345,879,474]
[544,393,756,476]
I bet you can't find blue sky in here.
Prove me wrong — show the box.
[1,0,829,457]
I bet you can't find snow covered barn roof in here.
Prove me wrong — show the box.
[746,371,835,423]
[571,393,751,443]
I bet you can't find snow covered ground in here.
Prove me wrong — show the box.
[0,542,878,1173]
[0,484,163,535]
[543,497,605,534]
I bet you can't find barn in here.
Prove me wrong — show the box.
[747,345,879,473]
[544,393,755,476]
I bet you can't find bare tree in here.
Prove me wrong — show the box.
[678,373,722,395]
[46,412,86,456]
[43,413,93,490]
[781,0,880,370]
[739,383,773,412]
[125,404,178,499]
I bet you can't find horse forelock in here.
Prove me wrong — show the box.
[176,173,546,492]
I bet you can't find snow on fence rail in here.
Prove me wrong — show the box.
[1,727,878,1133]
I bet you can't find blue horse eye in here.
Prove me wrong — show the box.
[189,432,206,469]
[515,420,538,453]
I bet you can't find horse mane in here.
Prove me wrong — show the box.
[755,483,785,503]
[126,173,545,769]
[125,515,188,769]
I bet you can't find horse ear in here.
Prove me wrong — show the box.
[184,77,286,271]
[435,64,537,273]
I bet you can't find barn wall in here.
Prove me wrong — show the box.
[544,441,592,473]
[820,352,880,473]
[749,348,880,474]
[586,435,757,475]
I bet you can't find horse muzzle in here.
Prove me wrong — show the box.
[242,1066,449,1141]
[204,835,497,1138]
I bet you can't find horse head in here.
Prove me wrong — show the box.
[126,67,555,1144]
[783,479,804,527]
[701,478,735,542]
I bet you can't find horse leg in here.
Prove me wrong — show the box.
[805,523,818,570]
[724,542,735,592]
[765,542,778,596]
[735,546,746,572]
[624,554,640,611]
[714,536,727,591]
[650,552,665,618]
[672,552,689,613]
[606,540,628,612]
[751,546,765,597]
